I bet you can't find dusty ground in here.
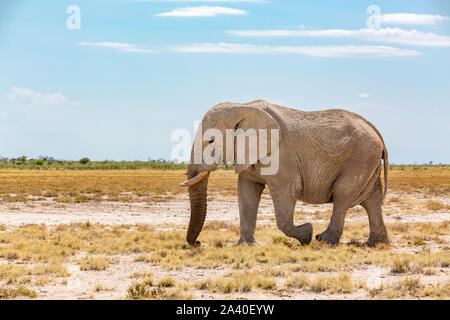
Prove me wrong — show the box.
[0,191,449,300]
[1,192,449,227]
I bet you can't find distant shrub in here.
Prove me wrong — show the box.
[39,155,55,162]
[0,160,442,172]
[17,156,27,163]
[33,159,44,166]
[14,156,27,165]
[79,157,90,165]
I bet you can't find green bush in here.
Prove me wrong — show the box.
[33,159,44,166]
[79,157,90,165]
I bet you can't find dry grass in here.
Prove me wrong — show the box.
[0,167,448,299]
[0,169,239,203]
[310,273,354,294]
[0,169,189,201]
[0,220,448,299]
[78,256,110,271]
[426,200,445,211]
[286,273,354,294]
[0,166,447,204]
[369,277,450,299]
[388,166,450,196]
[194,272,277,294]
[127,278,191,300]
[0,285,37,299]
[0,222,448,272]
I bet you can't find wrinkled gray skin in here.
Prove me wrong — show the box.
[186,100,389,247]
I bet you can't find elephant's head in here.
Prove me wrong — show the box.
[180,101,282,247]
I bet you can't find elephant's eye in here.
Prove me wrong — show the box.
[208,139,214,144]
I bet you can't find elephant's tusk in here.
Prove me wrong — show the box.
[180,171,209,187]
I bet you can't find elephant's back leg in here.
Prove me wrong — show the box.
[316,161,381,245]
[360,177,390,246]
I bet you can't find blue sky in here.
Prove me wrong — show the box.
[0,0,449,163]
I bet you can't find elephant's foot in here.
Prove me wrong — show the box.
[292,223,313,245]
[315,229,340,246]
[187,240,201,247]
[235,235,256,246]
[365,233,390,248]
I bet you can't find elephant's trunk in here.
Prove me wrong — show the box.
[186,168,210,247]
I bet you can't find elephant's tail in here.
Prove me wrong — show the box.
[382,146,388,203]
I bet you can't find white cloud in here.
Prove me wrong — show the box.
[381,13,450,25]
[171,43,421,57]
[359,93,370,98]
[155,6,247,17]
[77,42,156,53]
[227,27,450,47]
[6,87,68,107]
[76,40,422,57]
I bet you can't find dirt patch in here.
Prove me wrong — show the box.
[0,192,448,228]
[0,192,448,300]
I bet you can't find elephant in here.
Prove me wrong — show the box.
[180,99,390,247]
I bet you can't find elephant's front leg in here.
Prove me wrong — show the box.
[270,188,313,245]
[236,174,265,245]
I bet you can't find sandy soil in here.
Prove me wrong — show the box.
[1,192,449,300]
[1,192,449,228]
[37,257,448,300]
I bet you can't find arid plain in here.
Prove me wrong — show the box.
[0,167,449,299]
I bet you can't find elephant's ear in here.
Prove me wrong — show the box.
[225,105,283,174]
